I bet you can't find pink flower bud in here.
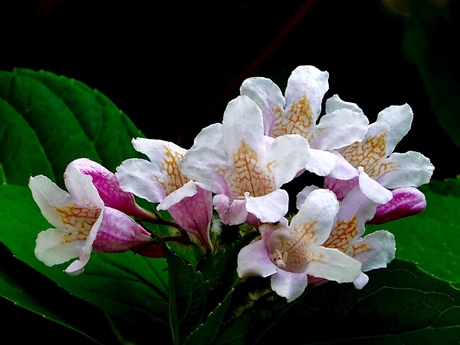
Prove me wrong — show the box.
[367,187,426,224]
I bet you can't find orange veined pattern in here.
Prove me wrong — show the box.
[273,221,318,272]
[340,132,395,178]
[55,205,101,243]
[227,140,276,198]
[271,95,313,138]
[323,215,358,255]
[159,145,188,194]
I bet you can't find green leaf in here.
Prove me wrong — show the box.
[0,68,143,188]
[0,243,117,345]
[166,250,208,345]
[0,68,172,342]
[0,184,170,323]
[216,260,460,344]
[367,179,460,288]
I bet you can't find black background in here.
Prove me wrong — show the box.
[1,0,460,343]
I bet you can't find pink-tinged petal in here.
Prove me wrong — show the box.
[67,158,156,220]
[376,152,435,189]
[304,148,337,177]
[116,158,166,202]
[358,168,393,204]
[237,240,278,279]
[245,189,288,223]
[64,254,90,275]
[239,76,285,135]
[312,108,369,150]
[167,186,213,249]
[64,166,104,208]
[158,180,197,210]
[213,194,248,226]
[326,152,359,181]
[266,134,310,186]
[306,247,362,283]
[92,207,152,253]
[337,185,378,227]
[296,185,319,210]
[324,175,358,201]
[353,272,370,290]
[368,187,426,224]
[290,189,339,245]
[352,230,395,272]
[270,269,308,303]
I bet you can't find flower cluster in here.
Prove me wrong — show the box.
[29,65,434,302]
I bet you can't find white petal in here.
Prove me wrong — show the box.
[354,230,396,272]
[353,272,369,290]
[291,189,339,245]
[116,158,165,203]
[222,95,266,158]
[29,175,74,228]
[312,108,369,150]
[304,148,337,176]
[266,134,309,186]
[377,152,435,188]
[271,269,308,303]
[240,76,285,135]
[284,65,329,123]
[358,168,393,204]
[132,138,187,165]
[34,229,84,266]
[307,247,362,283]
[245,189,289,223]
[325,94,364,115]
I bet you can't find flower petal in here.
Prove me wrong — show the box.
[306,246,362,283]
[237,240,278,279]
[270,269,308,303]
[245,189,288,223]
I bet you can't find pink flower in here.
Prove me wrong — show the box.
[237,189,361,302]
[66,158,157,221]
[29,166,157,275]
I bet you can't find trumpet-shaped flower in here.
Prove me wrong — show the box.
[237,189,362,302]
[180,95,310,226]
[29,167,155,275]
[324,101,434,204]
[297,184,396,289]
[66,158,157,221]
[240,65,369,177]
[116,138,214,249]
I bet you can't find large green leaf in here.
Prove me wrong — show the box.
[367,179,460,289]
[0,69,171,342]
[216,259,460,344]
[0,68,143,188]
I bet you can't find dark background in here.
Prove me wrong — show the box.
[2,0,460,180]
[1,0,460,342]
